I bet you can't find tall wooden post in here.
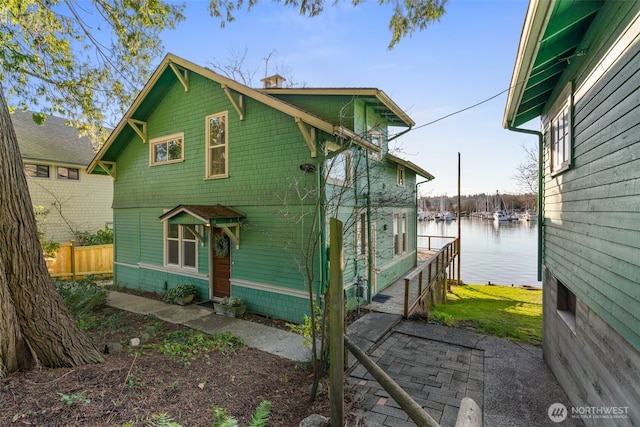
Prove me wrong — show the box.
[457,152,461,285]
[329,218,344,425]
[70,239,76,280]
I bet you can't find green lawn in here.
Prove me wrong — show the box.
[429,284,542,346]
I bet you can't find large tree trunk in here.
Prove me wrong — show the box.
[0,85,103,378]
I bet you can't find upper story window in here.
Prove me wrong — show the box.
[368,130,382,161]
[25,164,50,178]
[166,223,197,270]
[397,165,405,187]
[150,132,184,166]
[57,167,79,180]
[325,144,352,186]
[549,84,572,175]
[206,112,228,178]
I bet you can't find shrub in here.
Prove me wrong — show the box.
[55,275,107,323]
[163,283,200,303]
[75,226,114,246]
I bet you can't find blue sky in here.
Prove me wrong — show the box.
[161,0,536,196]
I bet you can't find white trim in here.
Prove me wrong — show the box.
[205,111,229,179]
[231,278,312,300]
[149,132,185,166]
[137,262,209,280]
[574,10,640,103]
[548,83,572,175]
[164,222,199,271]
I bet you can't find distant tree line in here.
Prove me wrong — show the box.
[419,192,538,214]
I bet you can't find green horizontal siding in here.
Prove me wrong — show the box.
[541,1,640,350]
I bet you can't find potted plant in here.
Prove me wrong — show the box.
[213,296,246,317]
[163,283,199,305]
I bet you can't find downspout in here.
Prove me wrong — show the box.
[318,157,327,298]
[365,147,373,303]
[506,124,543,281]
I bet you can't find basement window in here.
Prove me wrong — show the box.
[557,280,576,333]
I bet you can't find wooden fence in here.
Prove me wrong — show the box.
[45,242,113,279]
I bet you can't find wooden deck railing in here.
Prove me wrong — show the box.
[45,242,113,280]
[403,236,460,318]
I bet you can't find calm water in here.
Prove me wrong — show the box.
[417,217,542,287]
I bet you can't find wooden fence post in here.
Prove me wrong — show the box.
[70,240,76,280]
[329,218,344,426]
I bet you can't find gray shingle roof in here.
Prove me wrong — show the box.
[11,110,97,166]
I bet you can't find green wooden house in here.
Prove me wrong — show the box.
[88,53,433,323]
[504,1,640,423]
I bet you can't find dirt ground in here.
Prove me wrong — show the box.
[1,301,368,426]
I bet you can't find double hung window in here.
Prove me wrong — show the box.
[549,85,572,174]
[393,212,407,256]
[206,112,228,178]
[355,212,367,257]
[166,223,197,269]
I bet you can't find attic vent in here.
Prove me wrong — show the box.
[261,74,286,88]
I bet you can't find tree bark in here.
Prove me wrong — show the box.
[0,85,103,378]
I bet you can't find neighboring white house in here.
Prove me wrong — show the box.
[13,110,113,243]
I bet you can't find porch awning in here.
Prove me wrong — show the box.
[159,204,245,225]
[159,205,245,248]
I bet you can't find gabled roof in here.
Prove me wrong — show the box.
[260,88,414,127]
[503,0,604,127]
[12,110,97,167]
[387,153,435,181]
[88,53,406,174]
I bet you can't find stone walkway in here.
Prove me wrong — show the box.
[346,312,582,427]
[349,332,484,426]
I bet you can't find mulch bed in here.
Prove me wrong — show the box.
[1,291,369,426]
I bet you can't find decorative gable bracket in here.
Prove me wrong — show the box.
[218,223,241,250]
[221,84,245,120]
[127,119,147,143]
[169,62,189,92]
[295,117,317,158]
[97,161,116,179]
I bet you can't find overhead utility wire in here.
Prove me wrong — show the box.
[391,58,568,138]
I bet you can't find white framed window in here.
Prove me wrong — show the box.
[57,167,79,180]
[397,165,405,187]
[549,84,572,174]
[368,130,382,161]
[393,212,408,256]
[206,112,228,178]
[25,164,50,178]
[325,144,352,186]
[355,211,367,257]
[166,223,197,270]
[150,132,184,166]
